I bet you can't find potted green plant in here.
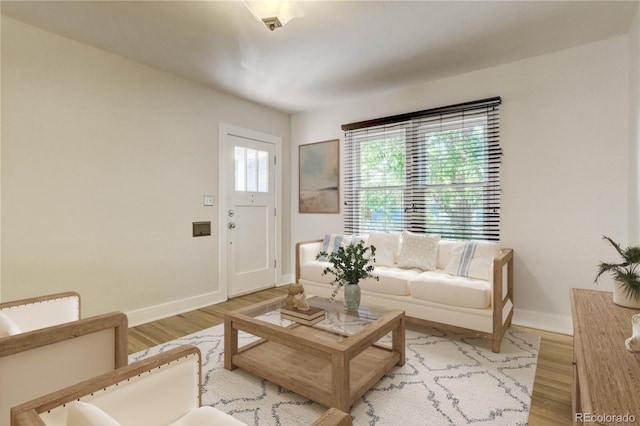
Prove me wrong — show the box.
[595,235,640,308]
[316,239,378,310]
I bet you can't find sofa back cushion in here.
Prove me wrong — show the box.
[368,232,400,266]
[436,240,456,270]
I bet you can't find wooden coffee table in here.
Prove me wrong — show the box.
[224,295,405,412]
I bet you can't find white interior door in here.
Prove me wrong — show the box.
[226,135,276,297]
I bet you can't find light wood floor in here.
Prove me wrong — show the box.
[128,286,573,426]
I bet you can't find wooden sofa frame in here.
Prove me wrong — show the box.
[296,239,514,352]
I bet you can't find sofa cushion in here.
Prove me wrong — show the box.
[398,231,440,270]
[444,241,500,280]
[169,406,246,426]
[66,401,120,426]
[0,311,21,337]
[368,231,400,266]
[410,271,491,309]
[436,240,456,270]
[359,266,421,296]
[300,260,336,285]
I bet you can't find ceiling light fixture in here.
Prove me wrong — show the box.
[244,1,305,31]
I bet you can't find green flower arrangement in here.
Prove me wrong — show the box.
[316,239,379,300]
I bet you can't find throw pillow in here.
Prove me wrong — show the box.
[318,234,354,261]
[66,401,120,426]
[444,240,501,280]
[397,231,440,270]
[0,311,21,337]
[368,231,400,266]
[169,406,246,426]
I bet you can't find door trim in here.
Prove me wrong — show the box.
[218,123,282,301]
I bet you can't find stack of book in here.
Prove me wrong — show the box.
[280,305,326,325]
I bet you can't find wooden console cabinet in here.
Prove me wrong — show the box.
[570,289,640,425]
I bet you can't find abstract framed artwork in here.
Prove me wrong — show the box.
[299,139,340,214]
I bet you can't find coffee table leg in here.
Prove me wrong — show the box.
[393,316,405,367]
[332,353,350,412]
[224,316,238,371]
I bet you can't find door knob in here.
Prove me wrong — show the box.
[228,222,236,230]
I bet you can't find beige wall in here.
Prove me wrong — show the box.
[0,17,291,322]
[291,35,630,334]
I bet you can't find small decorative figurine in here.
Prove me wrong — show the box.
[293,293,310,311]
[284,283,305,308]
[625,313,640,352]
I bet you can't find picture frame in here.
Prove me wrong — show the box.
[299,139,340,214]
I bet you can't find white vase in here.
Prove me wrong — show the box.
[613,281,640,309]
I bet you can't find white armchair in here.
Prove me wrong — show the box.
[0,293,128,426]
[11,345,245,426]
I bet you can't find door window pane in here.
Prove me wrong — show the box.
[258,150,269,192]
[234,146,269,193]
[234,147,246,191]
[246,149,257,192]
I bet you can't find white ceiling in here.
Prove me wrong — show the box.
[1,1,638,114]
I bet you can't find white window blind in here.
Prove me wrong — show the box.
[342,97,501,241]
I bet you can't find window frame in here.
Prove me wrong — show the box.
[342,97,501,241]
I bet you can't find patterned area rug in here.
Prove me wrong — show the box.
[131,318,540,426]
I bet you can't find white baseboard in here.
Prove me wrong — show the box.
[279,273,293,285]
[126,291,226,327]
[512,309,573,335]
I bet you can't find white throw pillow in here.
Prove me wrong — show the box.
[397,231,440,271]
[169,406,246,426]
[66,401,120,426]
[368,232,400,266]
[317,234,354,260]
[444,240,501,281]
[0,311,21,337]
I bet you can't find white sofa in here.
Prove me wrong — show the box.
[0,292,128,426]
[296,236,514,352]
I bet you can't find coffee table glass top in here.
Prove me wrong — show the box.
[239,295,391,338]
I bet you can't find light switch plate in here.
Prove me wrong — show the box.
[203,195,214,206]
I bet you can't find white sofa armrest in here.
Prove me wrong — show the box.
[12,346,203,426]
[2,312,128,426]
[296,239,323,282]
[0,292,80,332]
